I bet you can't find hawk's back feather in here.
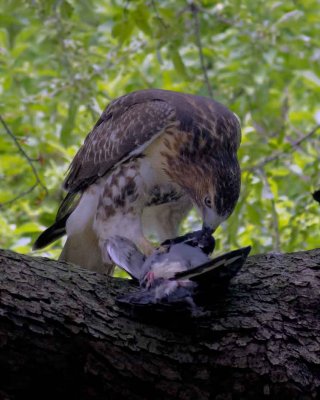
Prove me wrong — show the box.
[64,89,241,194]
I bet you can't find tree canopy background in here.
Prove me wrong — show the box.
[0,0,319,262]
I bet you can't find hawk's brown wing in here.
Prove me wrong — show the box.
[34,97,176,250]
[63,88,241,194]
[63,96,176,193]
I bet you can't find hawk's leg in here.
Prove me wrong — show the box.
[136,236,155,256]
[142,196,193,242]
[95,210,154,265]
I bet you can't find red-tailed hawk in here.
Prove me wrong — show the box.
[34,89,241,274]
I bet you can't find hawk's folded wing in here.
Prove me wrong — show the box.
[64,95,176,193]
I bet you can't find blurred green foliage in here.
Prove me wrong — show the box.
[0,0,319,260]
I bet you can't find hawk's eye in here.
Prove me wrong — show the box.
[204,196,212,208]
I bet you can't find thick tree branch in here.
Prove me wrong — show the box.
[0,248,320,399]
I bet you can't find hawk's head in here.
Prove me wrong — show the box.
[195,153,241,231]
[169,150,241,232]
[162,109,241,233]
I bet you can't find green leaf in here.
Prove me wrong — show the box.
[60,1,74,18]
[60,99,79,146]
[299,70,320,87]
[170,48,188,78]
[132,5,152,36]
[14,222,41,234]
[112,19,135,43]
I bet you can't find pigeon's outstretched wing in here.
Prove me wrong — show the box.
[106,236,146,280]
[116,283,196,308]
[172,246,251,284]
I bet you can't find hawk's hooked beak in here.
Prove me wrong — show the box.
[201,207,225,232]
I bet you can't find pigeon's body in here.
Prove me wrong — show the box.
[106,228,215,283]
[106,229,251,311]
[142,243,209,281]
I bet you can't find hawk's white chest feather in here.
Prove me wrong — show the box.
[66,184,102,237]
[66,156,182,249]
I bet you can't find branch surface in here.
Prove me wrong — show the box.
[0,248,320,399]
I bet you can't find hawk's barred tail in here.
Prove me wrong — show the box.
[32,215,68,250]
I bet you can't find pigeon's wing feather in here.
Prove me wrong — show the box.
[116,283,195,308]
[171,246,251,283]
[167,243,209,267]
[161,228,215,255]
[106,236,146,280]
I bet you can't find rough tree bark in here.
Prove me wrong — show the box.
[0,248,320,400]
